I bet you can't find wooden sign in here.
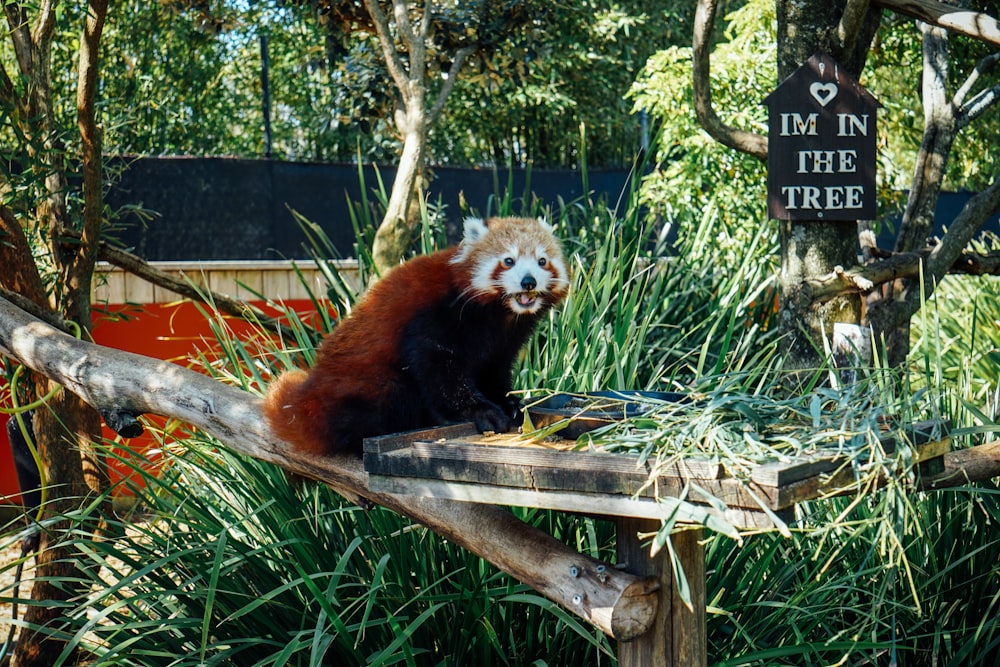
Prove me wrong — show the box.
[763,52,881,221]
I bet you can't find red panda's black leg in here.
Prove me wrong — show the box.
[427,371,513,433]
[401,340,513,433]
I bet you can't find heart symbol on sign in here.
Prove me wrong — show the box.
[809,82,838,107]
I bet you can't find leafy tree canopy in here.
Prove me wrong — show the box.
[37,0,688,169]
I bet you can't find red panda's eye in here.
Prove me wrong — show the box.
[503,257,515,267]
[538,257,547,267]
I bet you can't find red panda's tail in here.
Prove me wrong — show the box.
[263,370,329,456]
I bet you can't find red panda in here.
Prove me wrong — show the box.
[263,216,569,456]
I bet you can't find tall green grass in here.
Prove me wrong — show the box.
[3,167,999,665]
[12,436,609,666]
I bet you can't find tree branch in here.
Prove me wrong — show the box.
[925,175,1000,279]
[0,294,661,642]
[390,0,418,53]
[692,0,768,160]
[919,440,1000,490]
[427,44,475,125]
[4,1,34,79]
[871,0,1000,48]
[362,0,412,102]
[954,51,999,109]
[390,0,425,87]
[0,56,14,104]
[837,0,871,57]
[957,82,1000,129]
[954,52,1000,129]
[806,232,1000,304]
[63,0,109,327]
[893,23,954,254]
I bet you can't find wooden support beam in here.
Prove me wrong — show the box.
[872,0,1000,47]
[616,519,707,667]
[0,294,660,641]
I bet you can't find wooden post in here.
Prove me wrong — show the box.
[616,518,707,667]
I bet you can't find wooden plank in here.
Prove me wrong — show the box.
[363,422,479,454]
[234,267,265,300]
[369,448,651,496]
[616,521,706,667]
[915,436,950,462]
[89,259,361,305]
[366,434,767,505]
[771,463,859,509]
[93,268,126,304]
[364,425,952,513]
[751,456,842,487]
[751,427,950,487]
[127,269,157,304]
[873,0,1000,48]
[261,267,291,302]
[367,474,784,530]
[207,268,239,299]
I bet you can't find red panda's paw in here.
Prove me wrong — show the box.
[470,401,515,434]
[503,396,525,426]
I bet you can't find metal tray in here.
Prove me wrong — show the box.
[526,390,688,439]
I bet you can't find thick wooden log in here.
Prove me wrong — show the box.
[0,295,658,640]
[873,0,1000,47]
[919,439,1000,489]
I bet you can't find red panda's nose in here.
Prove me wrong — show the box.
[521,275,537,291]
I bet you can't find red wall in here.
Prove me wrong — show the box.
[2,300,319,504]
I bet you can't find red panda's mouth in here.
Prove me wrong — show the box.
[511,291,539,310]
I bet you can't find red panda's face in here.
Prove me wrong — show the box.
[452,217,569,315]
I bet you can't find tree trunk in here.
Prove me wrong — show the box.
[372,107,426,273]
[777,220,863,370]
[12,390,99,667]
[865,23,954,367]
[360,1,474,274]
[2,4,110,664]
[774,0,882,370]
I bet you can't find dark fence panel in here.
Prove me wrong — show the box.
[106,157,632,261]
[104,157,997,262]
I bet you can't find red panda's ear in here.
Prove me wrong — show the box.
[462,217,488,244]
[537,217,552,232]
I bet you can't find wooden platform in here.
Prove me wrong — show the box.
[364,420,951,531]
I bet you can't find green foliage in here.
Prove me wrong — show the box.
[910,234,1000,425]
[436,0,691,168]
[628,0,773,250]
[0,438,611,666]
[99,2,344,160]
[4,168,1000,665]
[864,15,1000,193]
[706,484,1000,666]
[84,0,688,168]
